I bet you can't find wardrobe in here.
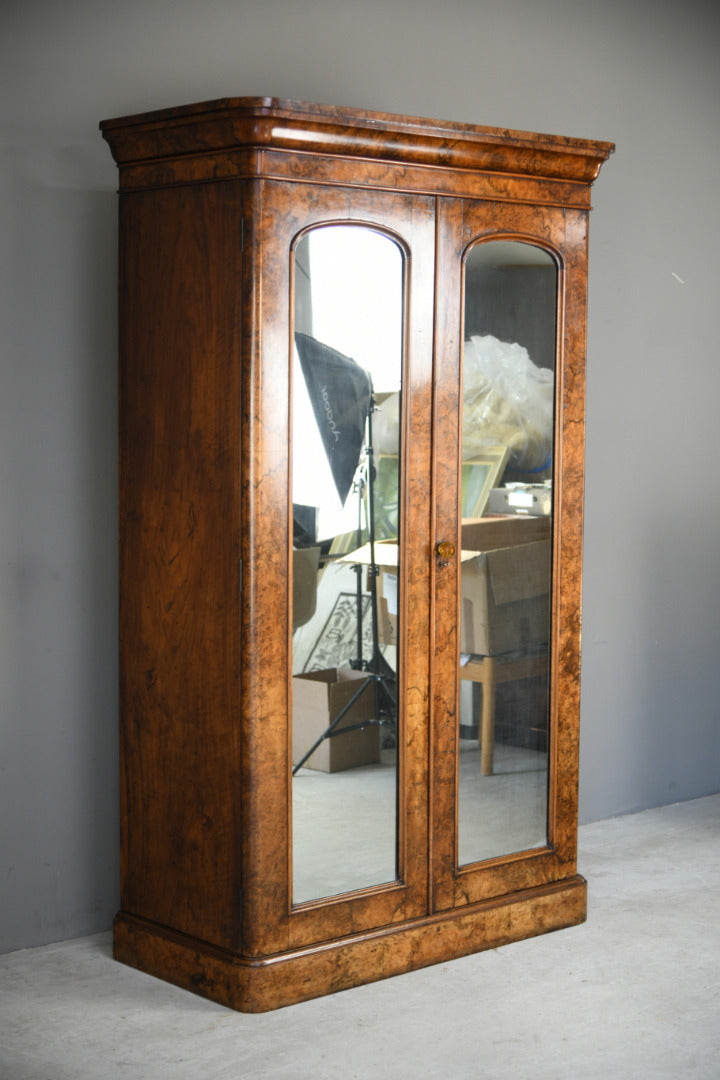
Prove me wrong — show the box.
[101,97,613,1011]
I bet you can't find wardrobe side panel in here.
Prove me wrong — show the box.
[118,181,244,950]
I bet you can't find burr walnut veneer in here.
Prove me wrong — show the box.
[101,98,612,1011]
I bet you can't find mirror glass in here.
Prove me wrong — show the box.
[458,240,556,865]
[291,225,403,904]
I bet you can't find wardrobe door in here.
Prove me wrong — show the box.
[241,180,436,956]
[432,197,588,911]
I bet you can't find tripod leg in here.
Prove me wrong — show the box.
[292,676,375,775]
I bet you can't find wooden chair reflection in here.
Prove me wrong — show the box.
[460,649,548,776]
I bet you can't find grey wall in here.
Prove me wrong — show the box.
[2,0,719,953]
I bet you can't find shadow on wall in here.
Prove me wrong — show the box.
[580,506,720,823]
[0,176,120,951]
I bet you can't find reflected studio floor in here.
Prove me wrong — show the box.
[457,739,547,864]
[292,747,398,903]
[292,740,547,903]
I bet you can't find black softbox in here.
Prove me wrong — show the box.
[294,331,373,506]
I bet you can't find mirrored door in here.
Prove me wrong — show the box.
[242,181,436,957]
[431,198,585,912]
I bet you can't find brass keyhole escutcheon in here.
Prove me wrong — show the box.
[436,540,456,567]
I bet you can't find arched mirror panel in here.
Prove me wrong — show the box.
[290,224,405,905]
[457,239,558,867]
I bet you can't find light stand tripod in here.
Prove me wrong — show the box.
[292,396,397,775]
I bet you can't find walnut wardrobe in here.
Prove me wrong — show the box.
[101,98,612,1011]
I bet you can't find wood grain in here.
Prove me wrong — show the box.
[118,182,244,949]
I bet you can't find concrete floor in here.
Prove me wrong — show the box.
[2,794,719,1080]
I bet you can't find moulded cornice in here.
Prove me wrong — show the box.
[101,97,614,186]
